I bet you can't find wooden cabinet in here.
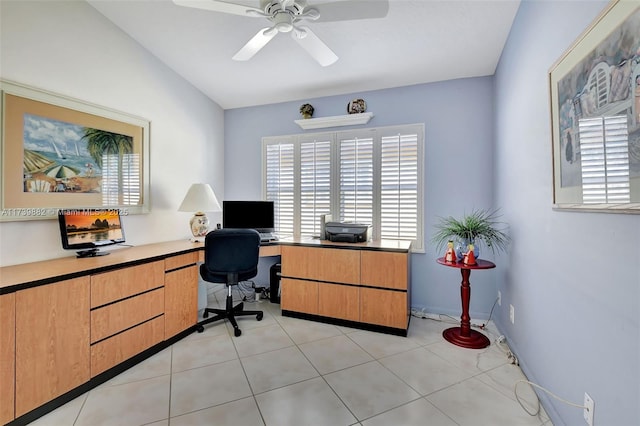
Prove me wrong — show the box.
[280,243,410,335]
[318,283,360,322]
[164,252,199,339]
[89,261,165,377]
[281,278,318,314]
[0,293,15,424]
[15,277,90,417]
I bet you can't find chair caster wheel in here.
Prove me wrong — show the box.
[196,325,204,333]
[234,328,242,337]
[257,312,263,321]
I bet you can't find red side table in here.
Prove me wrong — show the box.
[436,257,495,349]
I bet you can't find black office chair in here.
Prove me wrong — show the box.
[196,228,263,337]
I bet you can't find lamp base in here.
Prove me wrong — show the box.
[189,212,210,241]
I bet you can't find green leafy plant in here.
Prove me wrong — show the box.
[431,208,510,255]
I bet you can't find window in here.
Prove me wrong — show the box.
[101,153,142,206]
[263,124,424,251]
[578,115,630,204]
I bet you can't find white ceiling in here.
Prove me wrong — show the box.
[87,0,520,109]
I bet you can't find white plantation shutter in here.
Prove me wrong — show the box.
[265,140,295,236]
[300,136,332,237]
[101,153,141,206]
[339,135,374,225]
[579,115,630,204]
[263,124,424,251]
[380,132,419,242]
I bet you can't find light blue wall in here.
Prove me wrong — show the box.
[224,77,502,317]
[495,1,639,425]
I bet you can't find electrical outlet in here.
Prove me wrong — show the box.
[509,304,515,324]
[584,392,594,426]
[497,290,501,306]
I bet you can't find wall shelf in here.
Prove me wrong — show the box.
[294,112,373,130]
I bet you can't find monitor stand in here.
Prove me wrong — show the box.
[76,248,110,258]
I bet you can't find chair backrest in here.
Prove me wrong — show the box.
[200,228,261,285]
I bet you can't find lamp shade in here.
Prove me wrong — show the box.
[178,183,221,213]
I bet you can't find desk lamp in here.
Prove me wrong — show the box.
[178,183,221,242]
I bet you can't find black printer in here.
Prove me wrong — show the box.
[324,221,371,243]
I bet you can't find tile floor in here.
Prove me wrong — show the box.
[31,284,553,426]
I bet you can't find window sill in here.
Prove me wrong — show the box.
[294,112,374,130]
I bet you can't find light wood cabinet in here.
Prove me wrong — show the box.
[318,283,360,322]
[90,261,164,308]
[280,244,410,335]
[15,277,90,417]
[164,252,199,339]
[0,293,15,424]
[281,246,360,284]
[281,278,318,314]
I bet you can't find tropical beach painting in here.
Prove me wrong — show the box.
[22,113,133,195]
[1,80,149,221]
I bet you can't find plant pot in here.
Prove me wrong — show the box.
[456,238,479,261]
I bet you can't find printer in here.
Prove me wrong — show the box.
[324,221,371,243]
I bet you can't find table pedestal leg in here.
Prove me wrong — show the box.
[442,268,490,349]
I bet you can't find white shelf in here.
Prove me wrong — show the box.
[295,112,373,130]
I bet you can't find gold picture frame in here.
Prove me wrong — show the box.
[549,0,640,213]
[1,80,150,221]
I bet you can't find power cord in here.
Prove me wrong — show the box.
[515,379,588,417]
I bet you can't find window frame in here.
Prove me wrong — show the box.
[262,124,424,252]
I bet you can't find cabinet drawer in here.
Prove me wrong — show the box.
[91,315,164,377]
[165,252,198,271]
[360,287,408,329]
[281,278,318,314]
[91,261,164,308]
[318,283,359,322]
[0,294,15,425]
[281,246,360,284]
[361,251,408,290]
[91,288,165,343]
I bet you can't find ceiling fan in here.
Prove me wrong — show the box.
[172,0,389,66]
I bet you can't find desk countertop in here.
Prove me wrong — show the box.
[1,238,411,293]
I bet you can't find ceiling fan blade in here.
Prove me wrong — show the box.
[313,0,389,23]
[292,26,338,67]
[172,0,263,17]
[232,27,278,61]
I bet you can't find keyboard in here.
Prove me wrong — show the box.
[259,232,277,242]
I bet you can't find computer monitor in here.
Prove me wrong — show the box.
[222,200,275,233]
[58,208,126,257]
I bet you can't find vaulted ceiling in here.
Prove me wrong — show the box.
[87,0,520,109]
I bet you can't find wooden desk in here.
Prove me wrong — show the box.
[0,238,409,425]
[436,257,495,349]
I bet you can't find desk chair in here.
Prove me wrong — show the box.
[196,228,264,336]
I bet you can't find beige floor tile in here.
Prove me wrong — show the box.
[231,323,295,357]
[426,339,508,373]
[241,346,319,394]
[75,375,170,426]
[255,377,357,426]
[170,359,252,417]
[361,398,458,426]
[170,396,264,426]
[277,315,343,344]
[171,331,238,372]
[29,393,87,426]
[427,377,545,426]
[347,329,420,358]
[324,361,421,420]
[379,347,475,395]
[298,334,374,375]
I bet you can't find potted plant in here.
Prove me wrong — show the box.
[431,208,510,259]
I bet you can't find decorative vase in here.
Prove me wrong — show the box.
[347,98,366,114]
[456,238,479,261]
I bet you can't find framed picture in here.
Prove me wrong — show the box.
[0,80,150,221]
[549,0,640,213]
